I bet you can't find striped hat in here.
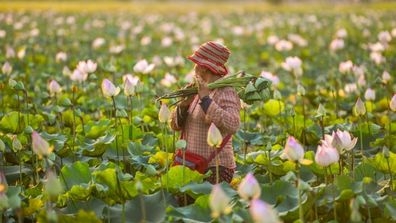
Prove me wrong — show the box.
[188,41,231,76]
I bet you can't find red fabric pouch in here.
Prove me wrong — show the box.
[173,150,208,174]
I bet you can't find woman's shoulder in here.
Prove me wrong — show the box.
[214,86,239,98]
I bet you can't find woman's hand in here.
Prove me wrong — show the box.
[179,95,194,108]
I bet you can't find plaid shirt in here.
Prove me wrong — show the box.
[170,86,240,169]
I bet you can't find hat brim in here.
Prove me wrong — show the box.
[188,54,228,76]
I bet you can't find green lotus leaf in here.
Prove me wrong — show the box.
[0,111,25,134]
[161,166,205,192]
[6,186,21,209]
[236,130,263,145]
[56,210,102,223]
[254,77,271,91]
[244,82,257,94]
[103,190,172,223]
[167,201,212,223]
[366,151,396,174]
[261,180,302,215]
[93,168,118,193]
[68,185,92,201]
[61,161,92,188]
[84,119,112,139]
[336,189,354,201]
[384,198,396,220]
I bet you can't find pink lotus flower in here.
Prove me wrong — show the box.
[332,129,358,153]
[2,62,12,75]
[77,59,97,74]
[55,52,67,63]
[207,123,223,148]
[315,139,340,167]
[275,39,293,52]
[282,136,304,162]
[238,172,261,201]
[382,71,391,84]
[282,56,302,77]
[209,184,232,218]
[249,199,282,223]
[338,60,353,74]
[101,79,120,98]
[48,80,62,96]
[364,88,375,101]
[329,38,344,52]
[32,131,53,158]
[70,69,88,83]
[133,59,155,74]
[160,73,177,87]
[158,103,171,123]
[123,77,135,97]
[390,94,396,112]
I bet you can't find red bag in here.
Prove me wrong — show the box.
[172,135,232,174]
[173,150,208,174]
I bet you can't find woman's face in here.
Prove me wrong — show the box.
[194,65,208,79]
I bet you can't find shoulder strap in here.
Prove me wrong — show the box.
[206,134,232,164]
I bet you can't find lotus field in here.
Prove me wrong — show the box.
[1,1,396,222]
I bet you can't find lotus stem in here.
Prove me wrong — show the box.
[329,167,337,221]
[128,96,133,140]
[162,123,169,191]
[297,163,304,223]
[386,156,393,191]
[359,116,364,157]
[216,154,220,184]
[111,96,120,166]
[139,194,146,222]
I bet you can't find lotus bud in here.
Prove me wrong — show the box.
[32,131,53,158]
[12,136,23,152]
[1,61,12,75]
[124,77,135,96]
[390,94,396,112]
[207,123,223,148]
[101,79,120,98]
[44,169,63,199]
[158,103,170,123]
[382,71,391,84]
[364,88,375,101]
[297,84,305,96]
[0,139,5,152]
[48,80,62,97]
[382,146,390,159]
[249,199,282,223]
[354,97,366,116]
[237,172,261,201]
[316,104,326,117]
[282,136,304,162]
[209,184,232,218]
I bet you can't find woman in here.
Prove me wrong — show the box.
[170,41,241,184]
